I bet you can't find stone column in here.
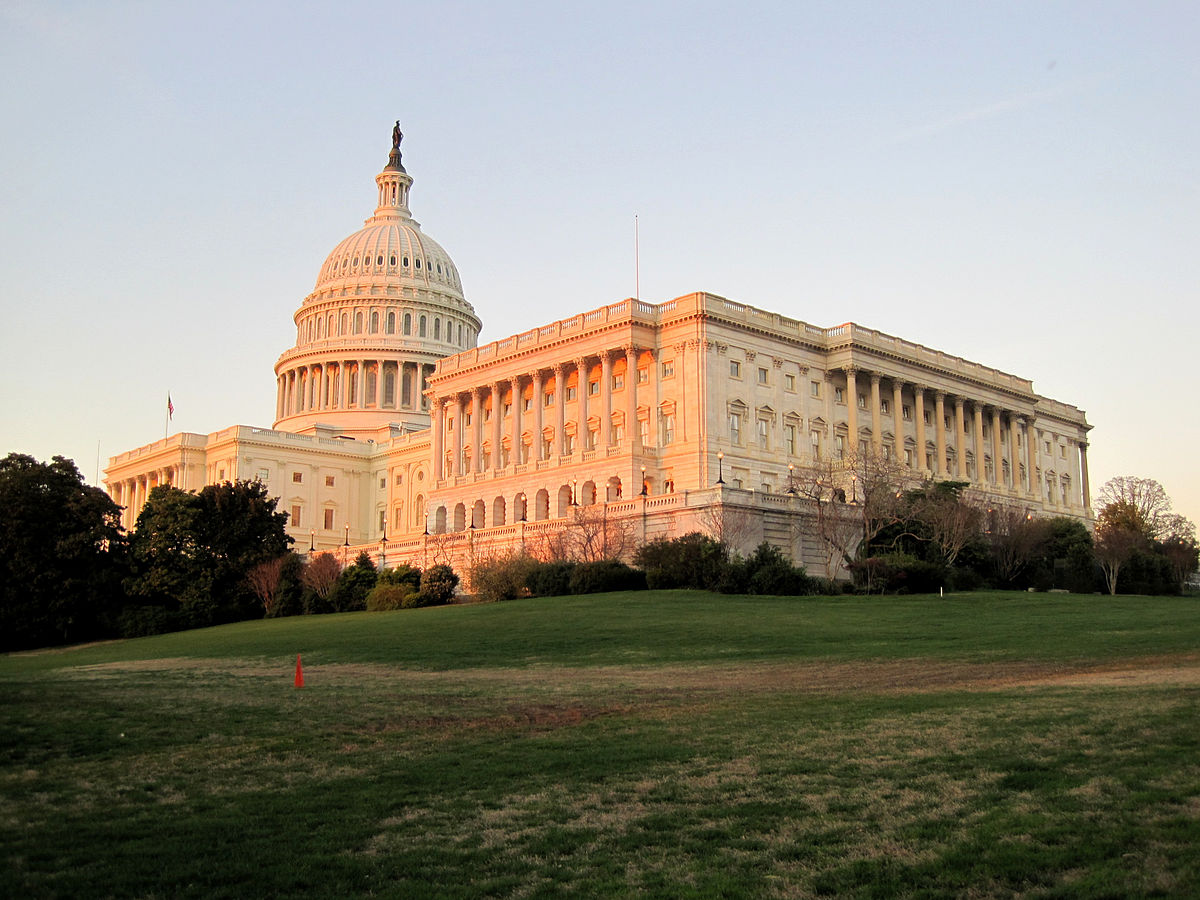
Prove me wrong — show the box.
[625,346,639,452]
[1008,413,1021,491]
[357,359,367,409]
[470,388,484,473]
[647,348,659,448]
[553,364,567,458]
[914,386,927,472]
[532,370,545,460]
[431,398,444,481]
[953,397,966,478]
[601,351,614,448]
[934,392,947,476]
[1080,442,1091,509]
[870,373,882,455]
[452,395,464,476]
[510,375,523,466]
[1025,417,1038,499]
[972,403,985,484]
[991,408,1003,486]
[491,381,504,471]
[576,357,589,450]
[845,367,858,458]
[892,379,904,464]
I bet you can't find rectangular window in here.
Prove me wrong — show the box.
[291,505,301,527]
[638,368,648,384]
[662,414,675,445]
[730,361,741,378]
[394,507,403,528]
[566,386,577,401]
[903,404,912,421]
[325,475,335,487]
[379,510,386,532]
[785,424,796,454]
[503,401,511,416]
[729,413,742,445]
[924,410,933,425]
[835,387,845,404]
[292,472,303,484]
[640,419,650,444]
[589,380,600,395]
[544,392,554,407]
[395,474,402,485]
[565,433,576,455]
[256,468,270,484]
[323,508,334,530]
[1060,445,1067,458]
[1044,440,1051,454]
[757,419,769,449]
[758,367,769,385]
[810,430,821,458]
[835,435,845,459]
[905,448,914,466]
[858,394,867,410]
[784,373,795,391]
[612,373,624,390]
[661,360,675,378]
[810,380,821,398]
[880,399,889,415]
[523,397,532,411]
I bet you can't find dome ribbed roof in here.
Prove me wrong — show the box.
[315,221,463,296]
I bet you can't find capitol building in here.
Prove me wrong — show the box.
[105,129,1093,575]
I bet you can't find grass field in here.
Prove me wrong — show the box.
[3,590,1199,898]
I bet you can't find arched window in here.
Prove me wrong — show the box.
[386,311,395,334]
[370,311,379,333]
[419,315,427,337]
[354,312,363,334]
[434,318,441,340]
[403,312,412,335]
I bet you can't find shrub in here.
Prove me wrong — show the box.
[526,560,577,597]
[417,564,460,606]
[378,564,422,591]
[329,551,377,612]
[366,584,416,611]
[568,559,646,595]
[117,605,177,638]
[470,554,538,603]
[634,532,728,590]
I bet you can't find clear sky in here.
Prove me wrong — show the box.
[2,1,1197,526]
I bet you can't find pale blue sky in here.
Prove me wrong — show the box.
[2,1,1197,525]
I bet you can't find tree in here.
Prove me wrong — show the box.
[907,481,984,569]
[1094,524,1143,595]
[328,551,377,612]
[0,453,126,650]
[1095,476,1173,540]
[126,480,292,629]
[246,556,287,614]
[1158,515,1199,593]
[986,507,1048,587]
[301,552,342,602]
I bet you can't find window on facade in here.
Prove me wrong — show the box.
[811,380,821,398]
[662,414,676,445]
[612,422,624,444]
[903,404,912,421]
[403,313,412,335]
[810,430,821,458]
[419,316,427,337]
[880,399,889,415]
[379,510,386,531]
[1044,440,1051,454]
[612,373,624,390]
[324,508,335,530]
[370,311,379,332]
[858,394,867,410]
[386,311,395,334]
[785,424,796,454]
[835,435,845,459]
[543,392,554,407]
[566,386,576,401]
[757,419,770,450]
[523,397,532,411]
[589,380,600,395]
[730,361,741,378]
[924,410,933,425]
[291,505,301,527]
[434,319,441,340]
[905,448,914,466]
[640,419,650,445]
[325,475,335,487]
[1060,445,1066,458]
[785,374,795,391]
[354,312,363,334]
[661,360,675,378]
[395,474,403,485]
[292,472,303,484]
[729,413,742,445]
[638,368,648,384]
[758,367,769,385]
[835,387,844,404]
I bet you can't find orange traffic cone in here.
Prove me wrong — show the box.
[294,653,305,688]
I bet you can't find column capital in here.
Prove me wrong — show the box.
[869,372,882,385]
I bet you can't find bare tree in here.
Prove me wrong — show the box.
[1159,514,1199,592]
[1094,524,1144,595]
[986,507,1047,586]
[696,501,758,556]
[246,556,287,614]
[909,484,984,569]
[845,451,919,559]
[531,505,638,562]
[793,459,862,583]
[301,552,341,601]
[1095,476,1173,540]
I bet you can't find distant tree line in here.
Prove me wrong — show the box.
[1,452,1196,652]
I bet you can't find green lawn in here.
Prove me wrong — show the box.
[3,591,1199,898]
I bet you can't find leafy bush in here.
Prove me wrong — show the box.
[378,564,422,591]
[526,560,577,597]
[568,559,646,595]
[634,533,728,590]
[329,551,377,612]
[851,554,947,594]
[366,584,416,611]
[745,543,811,595]
[416,564,459,606]
[470,554,538,603]
[116,605,177,638]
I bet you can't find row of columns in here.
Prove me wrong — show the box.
[109,467,180,530]
[276,359,434,419]
[430,345,668,482]
[841,367,1089,507]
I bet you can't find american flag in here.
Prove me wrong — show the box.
[168,394,174,418]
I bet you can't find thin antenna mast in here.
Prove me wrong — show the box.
[634,213,640,300]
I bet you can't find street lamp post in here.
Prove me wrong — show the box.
[716,450,725,485]
[640,465,647,496]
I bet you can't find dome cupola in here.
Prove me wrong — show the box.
[273,125,482,438]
